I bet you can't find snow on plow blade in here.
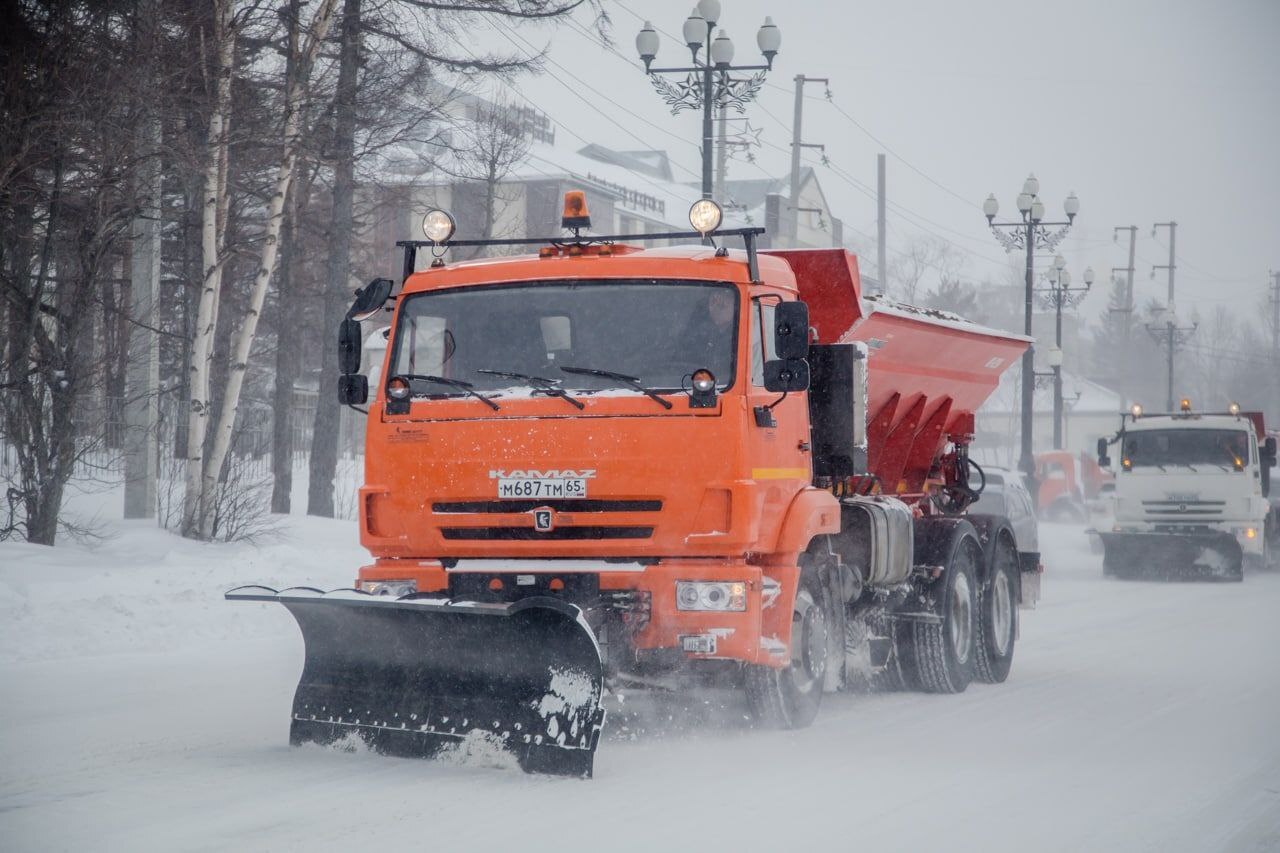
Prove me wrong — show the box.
[225,586,606,778]
[1103,532,1243,579]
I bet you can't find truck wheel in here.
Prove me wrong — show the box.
[974,532,1017,684]
[911,536,979,694]
[745,563,829,729]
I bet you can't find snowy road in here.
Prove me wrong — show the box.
[3,521,1279,852]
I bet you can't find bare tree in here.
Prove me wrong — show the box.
[305,0,602,518]
[0,1,149,544]
[887,235,958,305]
[439,97,532,257]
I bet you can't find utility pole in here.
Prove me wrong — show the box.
[877,153,887,294]
[1270,269,1279,422]
[1153,221,1177,306]
[788,74,828,246]
[1146,309,1197,413]
[1112,225,1137,341]
[714,104,727,205]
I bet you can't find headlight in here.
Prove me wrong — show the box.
[675,581,746,611]
[357,579,418,597]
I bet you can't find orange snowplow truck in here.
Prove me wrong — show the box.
[230,194,1035,778]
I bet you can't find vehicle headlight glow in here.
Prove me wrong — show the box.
[387,376,411,400]
[691,369,716,393]
[357,579,418,597]
[675,581,747,611]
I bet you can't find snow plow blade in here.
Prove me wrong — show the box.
[225,586,606,778]
[1101,532,1243,580]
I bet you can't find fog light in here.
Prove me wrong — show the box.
[689,368,717,409]
[387,376,411,400]
[1244,527,1257,540]
[357,579,418,597]
[675,581,747,611]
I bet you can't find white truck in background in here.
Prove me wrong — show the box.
[1095,401,1277,580]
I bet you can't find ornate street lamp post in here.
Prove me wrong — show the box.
[984,175,1080,492]
[1036,256,1094,449]
[636,1,781,200]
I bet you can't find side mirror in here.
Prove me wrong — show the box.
[1264,437,1277,497]
[763,358,810,393]
[1097,437,1111,469]
[349,277,393,322]
[774,301,810,361]
[338,373,368,405]
[339,318,362,375]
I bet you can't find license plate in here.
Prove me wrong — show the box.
[681,634,717,655]
[497,477,587,499]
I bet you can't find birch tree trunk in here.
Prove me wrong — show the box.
[181,0,235,538]
[197,0,337,539]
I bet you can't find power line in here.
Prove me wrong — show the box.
[486,17,703,177]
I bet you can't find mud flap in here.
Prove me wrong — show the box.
[226,586,606,778]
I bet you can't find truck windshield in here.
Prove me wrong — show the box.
[388,280,738,397]
[1121,429,1250,470]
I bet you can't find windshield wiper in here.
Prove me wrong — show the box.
[477,369,584,410]
[560,365,673,410]
[400,374,500,410]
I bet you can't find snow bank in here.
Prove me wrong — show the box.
[0,514,365,665]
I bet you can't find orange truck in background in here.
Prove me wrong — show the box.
[1035,450,1113,521]
[230,194,1036,777]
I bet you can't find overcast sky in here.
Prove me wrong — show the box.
[470,0,1280,330]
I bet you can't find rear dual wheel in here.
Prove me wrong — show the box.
[911,536,981,694]
[975,532,1018,684]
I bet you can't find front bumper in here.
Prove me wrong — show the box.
[356,558,794,669]
[1106,521,1264,556]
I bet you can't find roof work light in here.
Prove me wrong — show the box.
[689,199,723,235]
[421,209,455,244]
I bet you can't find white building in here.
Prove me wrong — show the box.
[975,369,1125,467]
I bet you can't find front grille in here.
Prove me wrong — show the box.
[440,526,654,540]
[1142,499,1226,521]
[433,499,662,513]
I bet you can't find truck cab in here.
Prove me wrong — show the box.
[1097,401,1277,579]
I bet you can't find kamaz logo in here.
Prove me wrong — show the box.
[488,469,597,479]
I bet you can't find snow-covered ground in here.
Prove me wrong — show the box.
[3,506,1279,851]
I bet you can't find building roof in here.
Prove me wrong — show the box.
[981,370,1125,417]
[576,145,675,181]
